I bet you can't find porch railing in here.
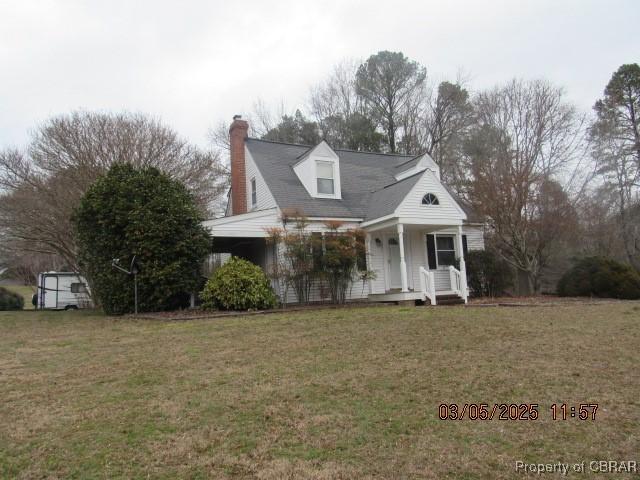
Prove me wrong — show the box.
[449,265,462,296]
[419,267,437,305]
[448,265,468,302]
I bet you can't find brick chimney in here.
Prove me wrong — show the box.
[229,115,249,215]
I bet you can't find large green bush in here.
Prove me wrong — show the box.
[74,164,210,315]
[200,257,277,311]
[557,257,640,299]
[466,250,512,297]
[0,287,24,311]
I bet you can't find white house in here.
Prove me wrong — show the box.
[204,116,485,305]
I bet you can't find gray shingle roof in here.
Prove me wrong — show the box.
[365,171,423,220]
[245,138,481,222]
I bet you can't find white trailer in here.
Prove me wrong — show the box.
[36,272,93,310]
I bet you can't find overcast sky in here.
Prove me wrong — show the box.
[1,0,638,149]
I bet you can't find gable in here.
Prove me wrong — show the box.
[395,169,466,223]
[394,153,440,181]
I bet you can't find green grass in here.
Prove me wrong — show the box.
[2,284,35,310]
[0,304,638,479]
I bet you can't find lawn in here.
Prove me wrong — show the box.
[0,304,638,479]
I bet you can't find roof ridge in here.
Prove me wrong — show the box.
[246,137,413,158]
[246,137,313,148]
[333,147,413,158]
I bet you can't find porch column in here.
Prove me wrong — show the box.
[397,223,409,292]
[365,233,373,294]
[457,225,468,303]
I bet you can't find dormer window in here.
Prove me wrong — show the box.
[316,160,335,195]
[293,141,341,199]
[422,193,439,205]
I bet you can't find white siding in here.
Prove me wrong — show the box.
[433,226,485,251]
[204,209,282,237]
[279,220,360,234]
[463,225,485,250]
[368,236,386,294]
[275,277,369,304]
[395,170,466,224]
[245,148,277,211]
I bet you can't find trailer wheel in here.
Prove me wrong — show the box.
[64,305,78,311]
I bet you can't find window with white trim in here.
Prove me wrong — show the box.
[435,235,456,267]
[250,177,257,207]
[316,160,335,195]
[422,193,439,205]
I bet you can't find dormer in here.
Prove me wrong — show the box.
[293,140,342,199]
[395,153,440,181]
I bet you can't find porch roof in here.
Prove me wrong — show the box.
[361,216,464,232]
[203,208,281,238]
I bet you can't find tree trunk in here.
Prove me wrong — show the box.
[515,268,534,296]
[388,116,396,153]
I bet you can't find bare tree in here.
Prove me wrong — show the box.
[0,240,63,285]
[208,120,232,153]
[309,59,362,122]
[208,98,286,154]
[397,84,427,155]
[466,79,584,293]
[0,111,227,269]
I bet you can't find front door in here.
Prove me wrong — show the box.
[387,237,402,288]
[44,275,58,309]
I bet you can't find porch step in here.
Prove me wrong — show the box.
[435,294,465,306]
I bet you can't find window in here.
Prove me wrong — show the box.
[250,178,257,207]
[422,193,439,205]
[316,160,334,195]
[70,282,88,294]
[436,236,456,267]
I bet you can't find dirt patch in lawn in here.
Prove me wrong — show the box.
[130,301,393,321]
[468,295,637,307]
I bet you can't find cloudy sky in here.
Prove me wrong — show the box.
[1,0,638,149]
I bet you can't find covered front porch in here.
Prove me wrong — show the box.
[362,218,469,305]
